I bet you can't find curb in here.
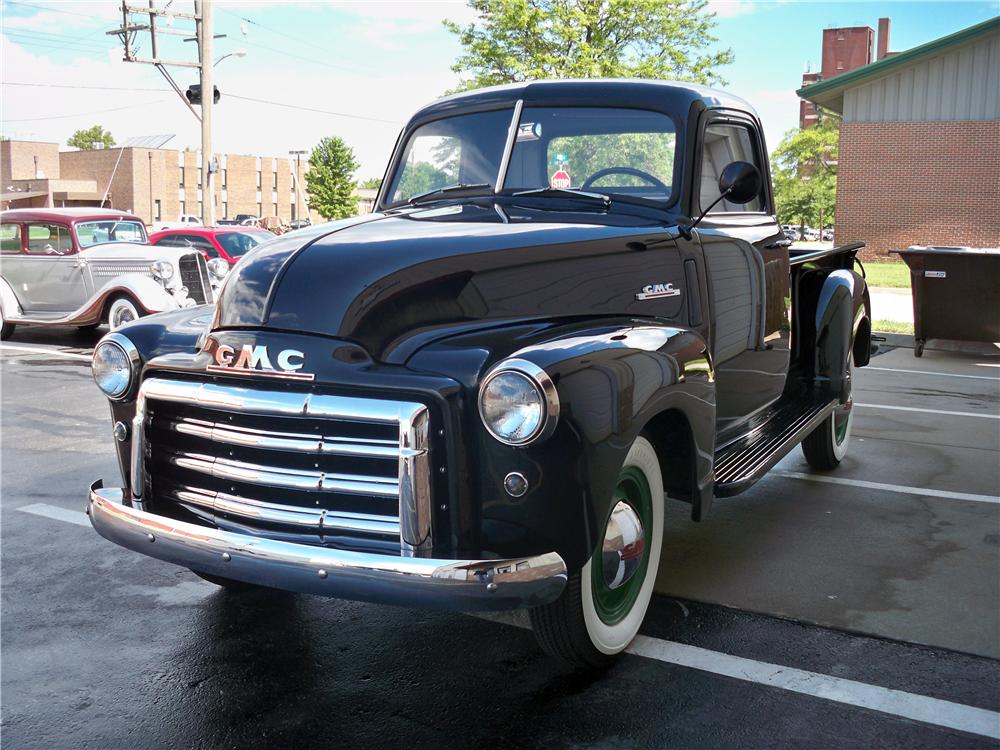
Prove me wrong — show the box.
[873,331,1000,357]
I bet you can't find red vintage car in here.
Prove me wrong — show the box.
[148,226,274,268]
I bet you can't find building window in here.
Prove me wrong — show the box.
[154,199,161,221]
[837,61,844,70]
[222,168,227,188]
[222,201,228,218]
[197,201,203,217]
[179,168,185,188]
[180,200,186,214]
[257,202,262,216]
[256,171,262,189]
[272,171,278,189]
[198,167,203,185]
[291,202,297,221]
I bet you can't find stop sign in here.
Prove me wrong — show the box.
[550,169,571,189]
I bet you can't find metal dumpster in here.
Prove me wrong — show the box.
[891,245,1000,357]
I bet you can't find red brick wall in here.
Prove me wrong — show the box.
[835,121,1000,260]
[821,27,874,79]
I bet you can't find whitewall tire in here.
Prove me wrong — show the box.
[107,296,143,331]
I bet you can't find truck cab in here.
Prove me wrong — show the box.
[87,80,870,667]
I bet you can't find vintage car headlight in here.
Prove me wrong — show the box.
[207,257,229,280]
[149,259,174,281]
[478,359,559,445]
[92,334,139,400]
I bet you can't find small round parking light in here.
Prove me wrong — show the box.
[92,335,139,400]
[504,472,529,498]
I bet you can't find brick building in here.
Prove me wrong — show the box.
[798,17,1000,259]
[1,141,328,225]
[800,18,892,128]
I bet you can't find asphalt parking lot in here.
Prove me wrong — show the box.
[1,327,998,749]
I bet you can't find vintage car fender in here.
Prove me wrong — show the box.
[91,274,178,315]
[0,275,23,319]
[814,268,870,398]
[408,317,716,573]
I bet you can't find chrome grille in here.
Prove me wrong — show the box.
[134,378,431,554]
[178,253,211,304]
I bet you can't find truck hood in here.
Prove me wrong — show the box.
[213,203,684,361]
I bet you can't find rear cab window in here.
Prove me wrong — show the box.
[1,223,22,254]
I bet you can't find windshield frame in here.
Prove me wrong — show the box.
[379,99,683,212]
[74,219,148,248]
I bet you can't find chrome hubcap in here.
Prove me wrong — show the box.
[601,500,646,590]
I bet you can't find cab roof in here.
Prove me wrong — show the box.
[406,79,758,128]
[0,207,143,224]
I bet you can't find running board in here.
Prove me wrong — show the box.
[713,393,838,498]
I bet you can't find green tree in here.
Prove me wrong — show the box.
[444,0,733,92]
[67,125,115,150]
[358,176,383,190]
[305,136,360,220]
[770,113,840,231]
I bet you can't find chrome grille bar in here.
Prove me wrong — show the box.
[171,416,402,458]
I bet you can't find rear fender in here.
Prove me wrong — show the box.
[815,269,868,398]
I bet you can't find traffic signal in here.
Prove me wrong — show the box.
[185,85,221,105]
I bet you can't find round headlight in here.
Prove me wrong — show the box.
[92,337,136,399]
[207,256,229,279]
[150,259,174,281]
[478,360,558,445]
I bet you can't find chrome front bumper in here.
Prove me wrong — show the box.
[87,481,568,611]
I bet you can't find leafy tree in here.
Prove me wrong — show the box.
[444,0,733,92]
[305,136,360,220]
[67,125,115,150]
[358,176,383,190]
[771,113,840,231]
[391,161,451,203]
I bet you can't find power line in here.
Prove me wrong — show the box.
[1,0,96,17]
[0,99,169,122]
[2,30,112,52]
[2,81,166,92]
[239,37,361,75]
[225,94,401,125]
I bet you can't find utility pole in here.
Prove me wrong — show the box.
[289,149,307,222]
[196,0,214,226]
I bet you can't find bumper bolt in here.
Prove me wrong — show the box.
[146,533,155,542]
[112,421,129,442]
[486,582,498,593]
[317,569,328,579]
[222,552,231,562]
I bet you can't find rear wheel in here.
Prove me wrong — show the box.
[530,436,664,668]
[107,296,144,331]
[803,358,854,470]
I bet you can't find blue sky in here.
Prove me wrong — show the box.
[1,1,996,178]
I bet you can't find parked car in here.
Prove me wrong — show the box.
[216,218,239,226]
[288,219,311,230]
[151,213,203,233]
[87,80,870,667]
[782,226,800,241]
[149,226,275,269]
[821,228,834,241]
[234,214,259,226]
[0,207,217,338]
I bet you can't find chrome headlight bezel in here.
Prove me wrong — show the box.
[478,358,559,446]
[92,333,141,401]
[207,256,229,280]
[149,259,174,282]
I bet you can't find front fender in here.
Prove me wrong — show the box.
[815,269,868,398]
[409,318,715,573]
[94,274,178,315]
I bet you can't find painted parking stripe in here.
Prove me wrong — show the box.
[772,470,1000,504]
[866,366,1000,382]
[0,344,92,361]
[17,503,91,527]
[628,636,1000,740]
[21,497,1000,739]
[855,403,999,420]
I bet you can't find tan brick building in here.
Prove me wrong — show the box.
[1,141,325,225]
[799,17,1000,259]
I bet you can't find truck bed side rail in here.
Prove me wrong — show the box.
[790,241,865,267]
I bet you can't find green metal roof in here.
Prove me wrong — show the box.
[797,16,1000,108]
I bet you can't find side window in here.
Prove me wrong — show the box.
[25,223,73,255]
[1,223,22,254]
[179,235,218,256]
[700,123,764,213]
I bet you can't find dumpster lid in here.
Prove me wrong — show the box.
[891,245,1000,256]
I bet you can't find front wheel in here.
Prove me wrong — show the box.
[530,436,664,668]
[107,296,144,331]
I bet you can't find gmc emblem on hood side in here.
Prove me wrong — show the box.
[207,344,315,381]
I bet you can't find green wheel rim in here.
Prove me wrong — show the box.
[591,465,653,626]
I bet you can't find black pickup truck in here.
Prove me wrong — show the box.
[88,80,870,667]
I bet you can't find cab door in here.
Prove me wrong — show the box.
[17,222,87,313]
[694,114,789,433]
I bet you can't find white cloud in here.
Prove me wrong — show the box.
[707,0,757,19]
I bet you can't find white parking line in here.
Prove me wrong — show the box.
[855,403,999,420]
[20,490,1000,739]
[17,503,91,527]
[866,366,1000,382]
[628,637,1000,740]
[0,344,92,361]
[772,471,1000,504]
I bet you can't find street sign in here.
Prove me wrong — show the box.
[550,169,571,189]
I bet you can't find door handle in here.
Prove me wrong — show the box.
[765,239,792,249]
[72,260,87,269]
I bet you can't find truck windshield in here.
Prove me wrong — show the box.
[385,106,676,207]
[76,220,148,247]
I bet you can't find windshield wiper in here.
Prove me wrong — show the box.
[407,183,493,205]
[508,187,611,206]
